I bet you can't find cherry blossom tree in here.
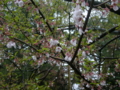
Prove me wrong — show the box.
[0,0,120,89]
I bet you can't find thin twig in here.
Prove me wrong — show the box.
[50,56,68,63]
[99,35,120,51]
[87,26,119,46]
[14,38,38,51]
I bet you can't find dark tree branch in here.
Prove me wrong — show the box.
[99,35,120,51]
[98,35,120,74]
[50,56,92,85]
[88,28,120,35]
[65,2,96,87]
[107,6,120,15]
[87,26,119,46]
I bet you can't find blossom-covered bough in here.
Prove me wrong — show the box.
[0,0,120,89]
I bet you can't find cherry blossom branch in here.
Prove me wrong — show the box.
[30,0,65,57]
[14,38,65,62]
[50,55,92,84]
[50,54,91,83]
[51,56,92,86]
[71,0,94,63]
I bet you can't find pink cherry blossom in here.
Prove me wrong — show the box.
[6,41,16,48]
[39,29,43,34]
[86,83,90,88]
[46,53,50,57]
[70,39,77,46]
[38,60,44,66]
[32,55,37,61]
[76,0,80,4]
[49,39,59,47]
[56,46,62,52]
[87,38,93,44]
[73,5,83,26]
[112,0,118,4]
[85,73,92,80]
[102,8,110,16]
[81,1,86,7]
[78,27,83,35]
[111,0,119,11]
[73,0,86,35]
[100,80,106,86]
[113,5,119,11]
[98,74,101,80]
[64,53,72,61]
[82,51,86,57]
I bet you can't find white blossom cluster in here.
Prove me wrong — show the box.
[73,0,86,35]
[49,39,59,47]
[56,46,62,52]
[70,39,77,46]
[6,41,16,48]
[14,0,24,7]
[32,55,37,61]
[64,53,72,61]
[111,0,119,11]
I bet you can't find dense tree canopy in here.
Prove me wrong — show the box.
[0,0,120,90]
